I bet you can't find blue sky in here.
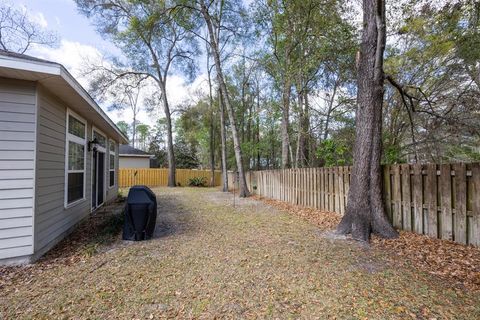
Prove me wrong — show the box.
[11,0,205,127]
[19,0,115,54]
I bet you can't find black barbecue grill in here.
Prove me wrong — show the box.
[122,186,157,241]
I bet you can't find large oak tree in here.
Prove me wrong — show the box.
[336,0,398,241]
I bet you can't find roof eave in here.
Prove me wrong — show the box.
[0,54,129,144]
[119,154,154,158]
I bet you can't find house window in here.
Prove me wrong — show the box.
[94,130,106,148]
[66,111,86,206]
[109,140,116,187]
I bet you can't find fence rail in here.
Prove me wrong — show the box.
[228,163,480,246]
[119,168,222,188]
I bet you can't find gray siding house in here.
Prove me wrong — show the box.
[0,51,128,265]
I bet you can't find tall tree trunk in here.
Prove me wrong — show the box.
[208,64,216,187]
[219,89,228,192]
[323,80,338,141]
[295,82,309,168]
[295,89,304,168]
[201,2,249,197]
[256,83,261,170]
[336,0,397,241]
[159,81,176,187]
[209,109,215,187]
[132,113,136,148]
[303,90,311,166]
[246,96,253,169]
[281,79,291,168]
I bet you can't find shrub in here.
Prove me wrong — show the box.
[188,176,207,187]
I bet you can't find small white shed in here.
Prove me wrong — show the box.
[0,50,128,265]
[119,145,153,168]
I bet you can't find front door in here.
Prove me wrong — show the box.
[92,150,105,210]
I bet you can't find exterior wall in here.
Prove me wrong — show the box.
[0,79,36,262]
[33,86,119,260]
[119,156,150,168]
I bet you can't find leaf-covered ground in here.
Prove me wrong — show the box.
[1,187,479,319]
[255,196,480,291]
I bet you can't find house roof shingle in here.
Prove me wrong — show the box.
[119,145,153,156]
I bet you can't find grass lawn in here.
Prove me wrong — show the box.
[1,187,479,319]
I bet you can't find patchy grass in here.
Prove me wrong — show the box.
[254,195,480,292]
[1,188,479,319]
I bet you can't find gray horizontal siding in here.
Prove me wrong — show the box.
[34,86,92,254]
[0,79,35,260]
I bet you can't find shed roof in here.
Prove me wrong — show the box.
[119,145,153,157]
[0,50,128,144]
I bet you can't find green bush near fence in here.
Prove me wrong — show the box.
[188,176,207,187]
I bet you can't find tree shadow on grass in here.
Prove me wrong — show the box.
[151,193,193,240]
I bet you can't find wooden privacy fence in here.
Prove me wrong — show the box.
[119,168,222,188]
[228,163,480,246]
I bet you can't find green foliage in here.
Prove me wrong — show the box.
[316,138,351,167]
[116,121,130,140]
[444,145,480,163]
[383,144,404,165]
[188,176,207,187]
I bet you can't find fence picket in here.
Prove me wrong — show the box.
[412,164,424,234]
[393,165,402,228]
[439,164,453,241]
[383,166,392,220]
[426,164,438,238]
[471,163,480,246]
[401,164,412,231]
[454,163,467,244]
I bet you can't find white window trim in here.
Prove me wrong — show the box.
[108,139,117,189]
[64,109,87,208]
[92,126,107,152]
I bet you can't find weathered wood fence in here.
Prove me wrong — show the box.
[119,168,222,188]
[228,163,480,246]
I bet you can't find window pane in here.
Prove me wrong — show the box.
[109,141,115,152]
[68,115,85,139]
[94,131,106,148]
[109,154,115,169]
[109,170,115,187]
[68,172,84,203]
[68,141,84,170]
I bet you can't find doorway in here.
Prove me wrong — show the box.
[92,149,105,210]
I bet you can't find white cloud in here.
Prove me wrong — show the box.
[30,11,48,28]
[17,4,48,29]
[31,39,103,88]
[29,39,209,129]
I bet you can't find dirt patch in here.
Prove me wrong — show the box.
[1,187,479,319]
